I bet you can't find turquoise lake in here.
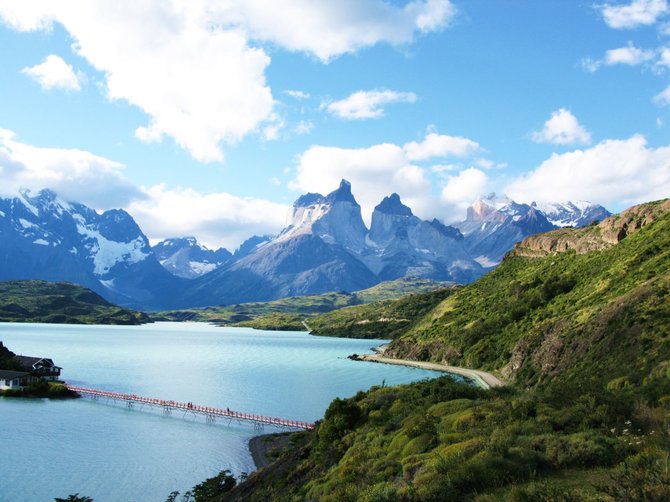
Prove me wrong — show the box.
[0,322,443,502]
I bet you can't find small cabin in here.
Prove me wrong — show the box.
[13,356,62,381]
[0,370,34,390]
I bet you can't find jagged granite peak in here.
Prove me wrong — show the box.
[294,192,324,208]
[234,235,272,259]
[375,193,413,216]
[279,179,367,253]
[153,237,232,279]
[324,179,357,205]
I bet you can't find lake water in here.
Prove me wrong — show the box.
[0,322,443,502]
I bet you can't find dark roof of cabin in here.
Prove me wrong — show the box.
[13,356,43,369]
[0,370,30,379]
[13,356,59,370]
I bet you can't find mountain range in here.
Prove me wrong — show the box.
[0,183,609,309]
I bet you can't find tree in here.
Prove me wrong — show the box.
[54,494,94,502]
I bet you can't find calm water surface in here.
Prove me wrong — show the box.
[0,322,442,502]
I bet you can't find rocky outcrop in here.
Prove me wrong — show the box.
[512,199,670,258]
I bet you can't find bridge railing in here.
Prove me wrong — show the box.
[66,385,315,430]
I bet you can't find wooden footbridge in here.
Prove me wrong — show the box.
[66,385,315,431]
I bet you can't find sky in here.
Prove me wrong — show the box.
[0,0,669,250]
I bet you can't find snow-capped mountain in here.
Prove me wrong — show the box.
[456,194,556,267]
[456,194,609,267]
[152,237,232,279]
[536,201,611,228]
[0,189,183,309]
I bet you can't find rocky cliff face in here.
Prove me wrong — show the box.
[511,199,670,258]
[278,180,368,253]
[365,193,480,283]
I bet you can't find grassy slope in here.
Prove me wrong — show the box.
[213,200,670,501]
[307,288,455,339]
[0,280,150,325]
[156,278,451,331]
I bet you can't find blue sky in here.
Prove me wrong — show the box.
[0,0,669,249]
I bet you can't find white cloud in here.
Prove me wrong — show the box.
[289,130,483,223]
[127,185,287,250]
[324,89,417,120]
[284,90,310,100]
[440,167,489,214]
[294,120,314,135]
[600,0,668,29]
[654,84,670,104]
[262,113,285,141]
[658,46,670,66]
[532,108,592,146]
[0,1,457,162]
[580,57,602,72]
[0,128,141,208]
[605,42,655,65]
[404,132,481,161]
[290,143,432,223]
[210,0,457,62]
[21,54,82,91]
[0,129,286,249]
[506,135,670,206]
[0,2,275,163]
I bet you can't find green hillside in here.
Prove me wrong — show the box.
[0,280,150,325]
[307,288,454,339]
[202,200,670,501]
[157,277,451,330]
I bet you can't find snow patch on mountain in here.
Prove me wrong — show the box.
[537,201,611,228]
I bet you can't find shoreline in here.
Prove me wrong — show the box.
[249,432,294,470]
[358,351,505,390]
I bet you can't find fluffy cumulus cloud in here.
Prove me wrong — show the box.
[0,128,141,208]
[0,1,456,162]
[210,0,457,62]
[404,132,481,160]
[605,42,655,65]
[0,129,287,248]
[506,135,670,206]
[21,54,82,91]
[289,131,484,222]
[655,84,670,104]
[600,0,669,29]
[532,109,592,146]
[127,186,287,250]
[324,89,417,120]
[0,1,273,163]
[440,167,489,214]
